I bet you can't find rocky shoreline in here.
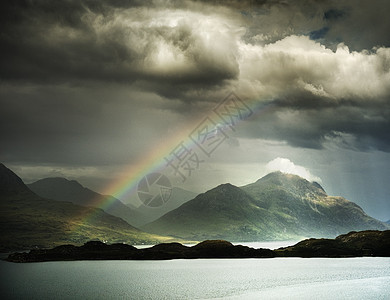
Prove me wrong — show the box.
[5,230,390,263]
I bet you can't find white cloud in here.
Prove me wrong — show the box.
[266,157,321,182]
[237,35,390,102]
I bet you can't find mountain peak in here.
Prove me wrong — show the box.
[144,168,389,241]
[214,183,239,191]
[28,177,92,198]
[32,177,84,188]
[253,171,326,195]
[0,163,31,195]
[256,171,305,182]
[28,177,100,206]
[207,183,250,200]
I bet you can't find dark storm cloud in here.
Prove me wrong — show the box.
[309,27,329,40]
[234,0,390,51]
[324,0,390,50]
[0,1,135,82]
[1,0,388,90]
[1,0,390,170]
[241,100,390,152]
[323,8,345,21]
[0,0,239,92]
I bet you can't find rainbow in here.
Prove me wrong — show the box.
[82,94,275,218]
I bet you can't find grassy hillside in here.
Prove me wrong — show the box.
[0,164,177,252]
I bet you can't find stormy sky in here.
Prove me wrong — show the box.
[1,0,389,220]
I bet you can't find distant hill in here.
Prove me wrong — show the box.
[143,172,389,241]
[28,178,197,227]
[28,178,146,227]
[6,230,390,262]
[0,163,176,252]
[133,187,198,226]
[275,230,390,257]
[386,220,390,224]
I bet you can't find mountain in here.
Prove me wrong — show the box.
[28,178,197,227]
[143,183,268,241]
[386,220,390,224]
[28,178,145,227]
[241,172,388,236]
[143,172,389,241]
[0,163,31,195]
[0,163,176,252]
[133,187,198,226]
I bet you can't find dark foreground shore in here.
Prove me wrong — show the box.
[5,230,390,263]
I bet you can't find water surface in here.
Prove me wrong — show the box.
[1,258,389,299]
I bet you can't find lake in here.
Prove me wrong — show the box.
[1,258,389,299]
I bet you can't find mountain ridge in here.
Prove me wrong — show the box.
[0,163,177,252]
[131,186,198,226]
[0,163,31,195]
[143,171,389,241]
[28,177,198,227]
[28,177,145,227]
